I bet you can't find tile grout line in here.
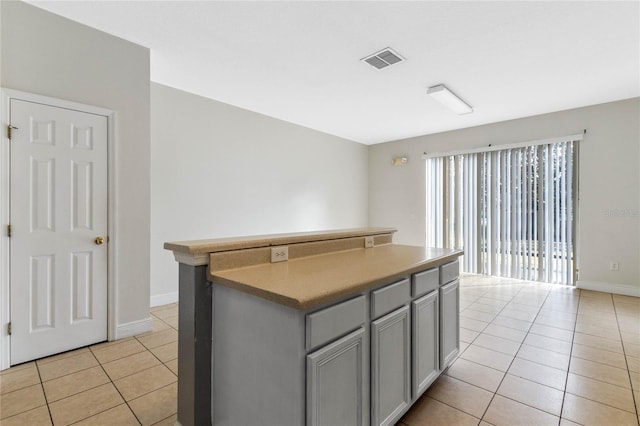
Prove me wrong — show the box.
[516,288,579,423]
[558,287,582,425]
[147,313,179,425]
[459,286,533,422]
[127,315,178,424]
[3,354,106,423]
[420,391,483,423]
[116,317,177,425]
[435,282,638,424]
[469,287,520,424]
[2,306,178,425]
[63,347,143,426]
[570,294,639,418]
[571,339,627,356]
[73,312,177,426]
[35,359,55,426]
[98,310,174,424]
[476,285,563,423]
[554,292,640,420]
[612,292,640,420]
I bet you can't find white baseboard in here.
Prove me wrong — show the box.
[150,291,178,307]
[577,280,640,297]
[116,317,152,339]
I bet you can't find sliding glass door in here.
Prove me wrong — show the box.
[426,139,579,285]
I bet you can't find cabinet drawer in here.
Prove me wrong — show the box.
[440,260,459,285]
[306,295,366,351]
[412,268,439,297]
[371,278,411,319]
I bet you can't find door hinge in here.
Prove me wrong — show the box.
[6,224,11,237]
[7,322,11,336]
[7,125,19,140]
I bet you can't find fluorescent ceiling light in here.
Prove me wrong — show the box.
[427,84,473,115]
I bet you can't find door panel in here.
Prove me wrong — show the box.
[30,254,54,330]
[72,251,93,322]
[10,99,108,364]
[72,161,94,230]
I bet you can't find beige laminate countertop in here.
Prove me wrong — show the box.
[164,227,396,255]
[210,244,463,311]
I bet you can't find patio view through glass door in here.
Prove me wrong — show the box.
[426,136,581,285]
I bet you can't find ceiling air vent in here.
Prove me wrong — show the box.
[362,47,404,70]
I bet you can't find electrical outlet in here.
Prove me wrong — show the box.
[609,261,619,271]
[271,246,288,263]
[365,236,374,248]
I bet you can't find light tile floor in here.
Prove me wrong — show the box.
[399,274,640,426]
[0,304,179,425]
[1,275,639,425]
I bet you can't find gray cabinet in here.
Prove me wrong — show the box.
[371,306,411,426]
[204,256,461,426]
[307,327,367,426]
[412,290,439,398]
[439,279,460,370]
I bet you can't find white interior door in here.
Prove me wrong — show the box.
[10,99,108,364]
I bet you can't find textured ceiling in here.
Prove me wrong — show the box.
[27,1,640,144]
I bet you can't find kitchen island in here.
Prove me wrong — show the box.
[165,228,463,426]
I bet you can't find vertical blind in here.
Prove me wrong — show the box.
[426,138,580,285]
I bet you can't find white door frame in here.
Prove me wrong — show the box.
[0,88,118,370]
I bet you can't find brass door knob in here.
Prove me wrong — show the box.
[95,236,105,245]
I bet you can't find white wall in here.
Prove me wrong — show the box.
[369,98,640,295]
[151,83,368,305]
[1,2,151,328]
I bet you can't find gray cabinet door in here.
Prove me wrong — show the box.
[371,306,411,426]
[439,279,460,370]
[307,327,367,426]
[412,290,439,398]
